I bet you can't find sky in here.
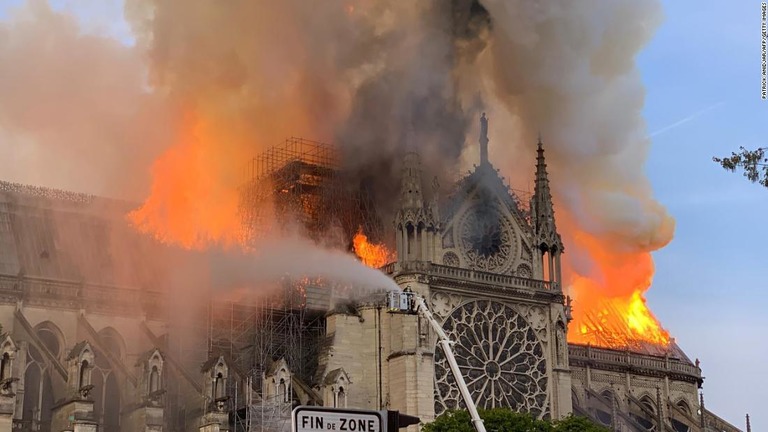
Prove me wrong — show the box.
[640,1,768,430]
[0,0,765,430]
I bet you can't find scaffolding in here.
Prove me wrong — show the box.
[192,137,386,431]
[238,137,384,247]
[204,279,327,431]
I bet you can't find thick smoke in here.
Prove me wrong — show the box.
[2,1,673,338]
[118,0,498,224]
[0,0,174,199]
[475,0,675,297]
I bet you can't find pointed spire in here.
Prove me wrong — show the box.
[479,112,489,166]
[746,414,751,432]
[532,134,563,252]
[699,392,706,428]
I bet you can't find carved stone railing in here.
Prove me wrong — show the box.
[381,261,557,291]
[12,419,42,431]
[0,273,165,317]
[568,343,702,381]
[0,180,96,204]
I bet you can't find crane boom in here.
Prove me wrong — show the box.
[412,296,487,432]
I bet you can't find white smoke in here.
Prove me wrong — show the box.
[208,235,399,294]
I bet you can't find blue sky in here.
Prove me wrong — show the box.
[0,0,764,429]
[0,0,133,42]
[642,1,768,430]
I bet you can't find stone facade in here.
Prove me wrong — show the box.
[568,343,705,431]
[316,119,573,427]
[0,116,745,432]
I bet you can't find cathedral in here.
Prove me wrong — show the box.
[0,115,743,432]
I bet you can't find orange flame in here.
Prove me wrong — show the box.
[353,227,394,269]
[565,226,670,348]
[128,113,244,250]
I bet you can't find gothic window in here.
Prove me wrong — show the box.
[601,389,614,401]
[94,328,123,432]
[35,322,63,359]
[671,418,690,432]
[278,378,288,403]
[595,390,615,427]
[640,396,656,413]
[516,263,532,278]
[595,408,612,427]
[215,373,225,400]
[676,400,691,415]
[571,389,581,408]
[0,353,9,380]
[442,252,460,267]
[103,373,121,432]
[630,396,657,431]
[434,301,548,418]
[337,386,346,408]
[22,345,54,430]
[458,203,515,273]
[79,360,90,388]
[671,400,693,432]
[630,414,655,432]
[149,366,160,394]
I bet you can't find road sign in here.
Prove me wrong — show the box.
[293,406,386,432]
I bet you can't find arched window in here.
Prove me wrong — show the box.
[640,396,656,414]
[97,328,124,362]
[79,360,90,388]
[676,400,692,416]
[595,389,615,427]
[600,389,614,401]
[35,322,63,359]
[94,328,124,432]
[149,366,160,394]
[215,373,225,400]
[22,363,40,421]
[278,378,286,403]
[337,386,346,408]
[91,369,104,423]
[22,346,54,430]
[103,373,120,432]
[0,353,10,380]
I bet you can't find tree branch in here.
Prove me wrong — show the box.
[712,147,768,188]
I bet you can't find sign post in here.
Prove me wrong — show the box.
[293,406,386,432]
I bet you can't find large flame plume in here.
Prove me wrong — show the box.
[353,227,395,269]
[128,112,244,250]
[1,0,675,350]
[471,0,674,349]
[123,0,674,349]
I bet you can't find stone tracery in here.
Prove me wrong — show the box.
[459,203,516,273]
[434,300,548,418]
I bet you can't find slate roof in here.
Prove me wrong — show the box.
[0,180,172,290]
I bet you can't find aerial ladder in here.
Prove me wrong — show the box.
[389,289,488,432]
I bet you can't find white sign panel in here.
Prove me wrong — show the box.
[293,407,385,432]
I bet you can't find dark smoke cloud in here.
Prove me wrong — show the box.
[2,0,672,309]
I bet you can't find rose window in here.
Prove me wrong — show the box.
[459,203,515,273]
[434,300,548,418]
